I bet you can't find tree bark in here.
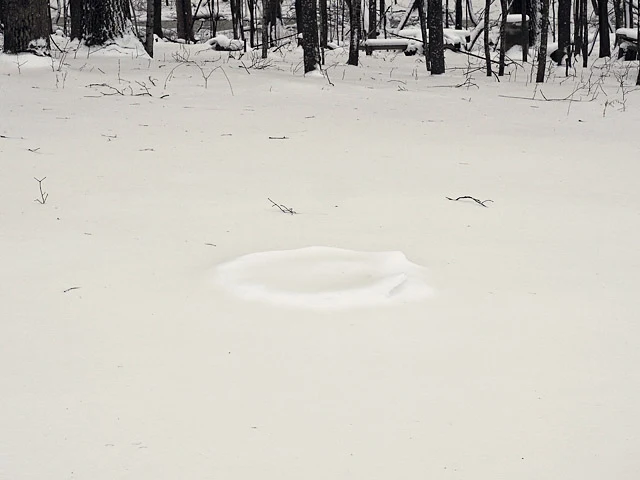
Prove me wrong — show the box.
[83,0,129,46]
[153,0,163,37]
[380,0,386,36]
[417,0,429,69]
[3,0,50,54]
[613,0,623,29]
[581,0,587,66]
[484,0,491,76]
[347,0,361,65]
[301,0,319,72]
[558,0,570,59]
[319,0,328,47]
[176,0,194,42]
[499,0,507,75]
[145,0,154,56]
[536,0,549,82]
[598,0,610,57]
[428,0,445,73]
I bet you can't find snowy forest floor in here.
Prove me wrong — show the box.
[1,39,639,479]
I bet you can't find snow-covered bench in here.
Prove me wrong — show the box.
[615,28,638,60]
[362,28,471,55]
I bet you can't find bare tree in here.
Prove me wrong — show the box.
[347,0,361,65]
[521,0,527,61]
[598,0,610,57]
[536,0,549,82]
[417,0,429,69]
[484,0,491,76]
[301,0,319,72]
[176,0,195,42]
[499,0,507,75]
[613,0,623,29]
[154,0,163,37]
[262,0,268,57]
[368,0,376,40]
[428,0,445,73]
[558,0,571,61]
[70,0,82,39]
[144,0,154,56]
[455,0,463,29]
[0,0,6,30]
[320,0,328,47]
[3,0,50,54]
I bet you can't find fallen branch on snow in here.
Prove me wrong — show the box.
[446,196,493,207]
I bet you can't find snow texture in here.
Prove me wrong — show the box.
[214,247,432,309]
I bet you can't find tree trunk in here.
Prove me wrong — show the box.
[3,0,50,54]
[0,0,6,29]
[84,0,129,46]
[536,0,549,82]
[262,0,268,56]
[347,0,361,65]
[144,0,154,56]
[558,0,570,59]
[153,0,163,37]
[69,0,82,39]
[380,0,386,36]
[581,0,587,66]
[428,0,445,73]
[598,0,610,56]
[521,0,527,61]
[455,0,463,29]
[417,0,429,69]
[368,0,376,39]
[499,0,507,75]
[176,0,194,42]
[301,0,319,72]
[484,0,491,76]
[319,0,328,47]
[613,0,623,29]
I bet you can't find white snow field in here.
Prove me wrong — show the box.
[1,38,640,480]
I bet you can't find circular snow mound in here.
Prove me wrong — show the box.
[213,246,432,309]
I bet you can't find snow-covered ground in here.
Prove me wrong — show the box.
[1,38,639,479]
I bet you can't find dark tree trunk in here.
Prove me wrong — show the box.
[347,0,361,65]
[3,0,50,54]
[368,0,376,39]
[558,0,570,59]
[84,0,129,46]
[521,0,527,61]
[248,0,254,46]
[455,0,463,29]
[153,0,163,37]
[380,0,386,36]
[417,0,429,69]
[598,0,610,56]
[613,0,622,29]
[295,0,303,36]
[319,0,328,47]
[574,0,582,56]
[145,0,154,56]
[581,0,587,66]
[176,0,194,42]
[484,0,491,76]
[536,0,549,82]
[301,0,319,72]
[499,0,507,75]
[0,0,6,30]
[428,0,445,73]
[262,0,268,57]
[70,0,82,39]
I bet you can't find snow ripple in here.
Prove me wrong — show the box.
[213,246,432,309]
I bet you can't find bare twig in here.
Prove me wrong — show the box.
[34,177,49,204]
[268,197,297,214]
[446,196,493,207]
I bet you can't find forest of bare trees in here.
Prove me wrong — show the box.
[1,0,640,82]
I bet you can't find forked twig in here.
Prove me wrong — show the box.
[268,197,296,214]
